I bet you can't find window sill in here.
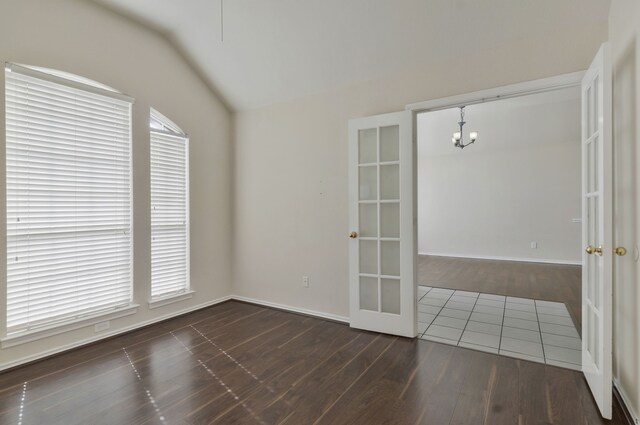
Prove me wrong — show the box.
[1,304,139,349]
[148,290,195,310]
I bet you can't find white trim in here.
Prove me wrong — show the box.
[185,137,191,296]
[6,62,135,104]
[406,71,584,112]
[0,296,232,371]
[150,128,187,138]
[614,378,640,424]
[150,108,187,137]
[1,304,140,349]
[148,290,195,309]
[419,251,582,266]
[232,295,350,324]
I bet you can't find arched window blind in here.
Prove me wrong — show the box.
[5,63,133,334]
[150,109,189,299]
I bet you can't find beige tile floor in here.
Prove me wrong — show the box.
[418,285,582,370]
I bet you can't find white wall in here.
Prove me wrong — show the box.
[0,0,232,368]
[610,0,640,420]
[233,21,608,319]
[417,93,582,264]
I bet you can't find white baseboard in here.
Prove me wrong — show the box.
[231,295,350,324]
[0,294,349,372]
[419,251,582,266]
[0,295,233,372]
[614,378,640,424]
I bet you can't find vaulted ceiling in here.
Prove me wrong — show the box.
[92,0,610,111]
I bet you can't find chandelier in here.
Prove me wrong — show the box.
[452,106,478,149]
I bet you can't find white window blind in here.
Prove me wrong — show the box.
[5,64,133,334]
[150,110,189,299]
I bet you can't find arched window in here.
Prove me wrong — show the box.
[5,63,135,336]
[149,109,190,304]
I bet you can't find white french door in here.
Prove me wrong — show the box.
[581,42,613,419]
[348,111,415,337]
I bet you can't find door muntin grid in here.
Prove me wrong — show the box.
[358,125,401,315]
[583,74,602,370]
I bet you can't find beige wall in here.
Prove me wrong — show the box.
[233,24,608,319]
[0,0,232,368]
[418,97,582,263]
[610,0,640,420]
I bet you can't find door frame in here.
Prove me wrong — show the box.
[405,71,585,336]
[404,67,622,419]
[406,72,585,113]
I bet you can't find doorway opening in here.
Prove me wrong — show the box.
[415,87,584,369]
[349,45,612,418]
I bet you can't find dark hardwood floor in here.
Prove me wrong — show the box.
[418,255,583,327]
[0,300,627,425]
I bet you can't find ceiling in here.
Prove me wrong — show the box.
[91,0,610,111]
[417,86,581,157]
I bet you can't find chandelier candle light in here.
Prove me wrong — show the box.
[452,106,478,149]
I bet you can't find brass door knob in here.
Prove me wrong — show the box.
[614,247,627,256]
[585,245,604,256]
[349,231,358,239]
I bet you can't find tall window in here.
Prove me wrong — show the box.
[5,64,133,334]
[150,109,189,300]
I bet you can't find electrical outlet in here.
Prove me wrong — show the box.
[530,241,538,249]
[94,321,110,332]
[302,276,310,288]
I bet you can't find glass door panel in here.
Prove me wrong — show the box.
[359,166,377,200]
[359,203,378,237]
[359,240,378,274]
[381,279,401,314]
[359,277,378,312]
[380,164,400,200]
[380,125,399,162]
[380,203,400,238]
[380,241,400,277]
[359,128,377,164]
